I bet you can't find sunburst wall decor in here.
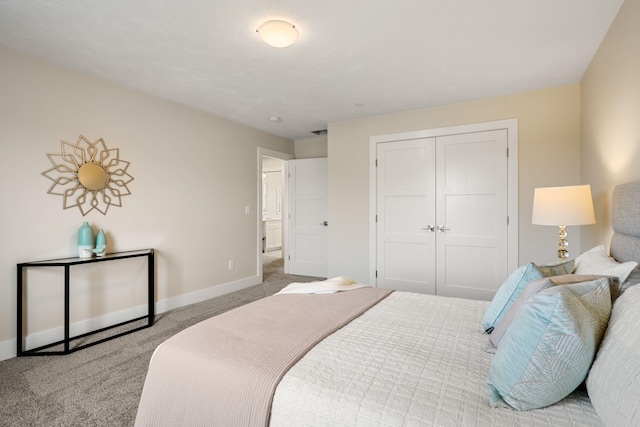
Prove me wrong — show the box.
[42,135,134,216]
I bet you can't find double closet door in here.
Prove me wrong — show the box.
[375,129,509,300]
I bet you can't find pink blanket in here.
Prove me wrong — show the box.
[135,287,392,426]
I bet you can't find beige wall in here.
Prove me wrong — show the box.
[327,85,582,282]
[294,135,328,159]
[6,0,636,358]
[581,0,640,252]
[0,47,293,358]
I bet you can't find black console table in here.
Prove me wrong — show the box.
[17,249,155,356]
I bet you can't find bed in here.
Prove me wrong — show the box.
[135,181,640,427]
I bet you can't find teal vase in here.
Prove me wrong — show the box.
[78,222,94,258]
[94,229,107,256]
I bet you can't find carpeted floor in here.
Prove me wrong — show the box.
[0,256,322,426]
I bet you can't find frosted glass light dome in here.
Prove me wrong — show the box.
[257,20,299,48]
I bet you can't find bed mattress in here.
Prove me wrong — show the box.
[270,292,603,426]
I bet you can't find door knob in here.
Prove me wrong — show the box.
[422,225,435,232]
[436,225,450,232]
[321,221,328,226]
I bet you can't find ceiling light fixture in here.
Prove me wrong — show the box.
[256,20,299,48]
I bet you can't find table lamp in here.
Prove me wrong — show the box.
[532,184,596,261]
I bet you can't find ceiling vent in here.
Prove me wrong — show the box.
[311,129,328,136]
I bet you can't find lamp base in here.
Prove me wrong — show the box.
[557,225,569,261]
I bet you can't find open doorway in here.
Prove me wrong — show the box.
[257,148,293,282]
[261,156,285,271]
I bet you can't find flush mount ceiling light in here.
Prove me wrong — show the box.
[256,20,299,48]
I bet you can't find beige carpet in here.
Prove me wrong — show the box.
[0,258,323,426]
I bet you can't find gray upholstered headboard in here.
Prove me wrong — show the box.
[609,180,640,263]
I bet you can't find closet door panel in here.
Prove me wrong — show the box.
[376,138,436,294]
[435,130,509,300]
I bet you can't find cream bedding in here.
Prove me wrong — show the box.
[270,292,603,426]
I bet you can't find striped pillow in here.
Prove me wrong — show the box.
[487,278,612,410]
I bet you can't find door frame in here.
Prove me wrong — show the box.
[257,147,294,282]
[368,118,519,286]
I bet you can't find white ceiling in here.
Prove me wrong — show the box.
[0,0,624,140]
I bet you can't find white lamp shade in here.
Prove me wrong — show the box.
[256,20,299,48]
[532,185,596,226]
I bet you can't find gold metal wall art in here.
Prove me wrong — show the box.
[42,135,134,216]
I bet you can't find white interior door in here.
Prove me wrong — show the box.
[286,158,328,277]
[435,130,509,300]
[376,138,436,293]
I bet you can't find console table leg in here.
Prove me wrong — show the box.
[64,265,70,354]
[148,252,155,326]
[17,265,23,356]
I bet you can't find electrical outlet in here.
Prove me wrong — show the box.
[228,259,234,270]
[244,205,250,215]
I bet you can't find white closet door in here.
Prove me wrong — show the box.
[376,138,436,293]
[287,158,328,277]
[435,130,509,300]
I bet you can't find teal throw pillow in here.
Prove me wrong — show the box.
[481,263,543,333]
[486,278,612,410]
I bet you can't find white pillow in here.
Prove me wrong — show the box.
[587,285,640,427]
[575,245,637,284]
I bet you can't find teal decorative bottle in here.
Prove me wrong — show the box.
[78,222,94,259]
[94,229,107,257]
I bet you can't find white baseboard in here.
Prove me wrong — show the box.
[23,304,150,352]
[0,274,261,362]
[155,274,260,313]
[0,339,14,362]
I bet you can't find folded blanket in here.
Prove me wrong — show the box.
[135,287,392,427]
[277,276,370,294]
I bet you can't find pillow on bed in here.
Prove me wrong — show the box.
[485,275,618,354]
[535,259,575,277]
[586,285,640,427]
[620,265,640,295]
[486,278,611,411]
[481,263,543,334]
[548,274,620,302]
[575,245,638,284]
